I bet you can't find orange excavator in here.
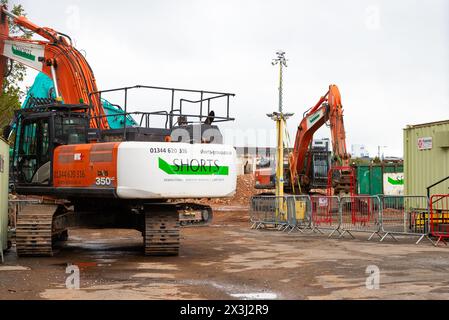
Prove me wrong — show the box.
[1,5,237,257]
[255,84,351,195]
[0,6,109,130]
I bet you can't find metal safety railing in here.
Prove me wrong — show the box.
[339,195,382,240]
[250,195,311,232]
[250,195,283,230]
[285,195,312,233]
[430,195,449,246]
[250,194,449,247]
[379,195,432,244]
[310,195,341,237]
[88,85,235,140]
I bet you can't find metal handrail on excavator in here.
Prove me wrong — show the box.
[88,85,235,134]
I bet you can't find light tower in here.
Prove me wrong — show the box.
[267,51,293,219]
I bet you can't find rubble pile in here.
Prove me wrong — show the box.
[187,174,270,207]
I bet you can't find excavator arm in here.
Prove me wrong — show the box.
[0,5,109,129]
[289,84,349,189]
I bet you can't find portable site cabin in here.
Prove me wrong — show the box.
[0,138,9,261]
[404,120,449,197]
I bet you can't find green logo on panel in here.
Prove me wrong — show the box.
[309,113,321,124]
[12,45,35,61]
[158,157,229,176]
[387,177,404,185]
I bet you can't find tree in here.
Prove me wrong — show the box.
[0,0,29,137]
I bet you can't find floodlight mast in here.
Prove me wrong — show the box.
[272,50,288,113]
[268,51,292,221]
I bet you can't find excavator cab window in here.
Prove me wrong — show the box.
[12,108,88,186]
[54,116,87,145]
[15,117,51,184]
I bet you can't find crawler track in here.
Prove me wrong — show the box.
[144,205,180,256]
[15,204,58,257]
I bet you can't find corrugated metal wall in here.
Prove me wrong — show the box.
[0,138,9,251]
[404,120,449,197]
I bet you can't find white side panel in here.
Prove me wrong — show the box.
[3,40,45,72]
[116,142,237,199]
[306,109,324,129]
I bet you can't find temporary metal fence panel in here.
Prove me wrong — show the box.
[339,195,382,240]
[379,195,431,244]
[250,193,449,250]
[284,195,312,233]
[310,195,341,237]
[250,195,287,230]
[430,195,449,246]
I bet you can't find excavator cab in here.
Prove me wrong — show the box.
[10,104,89,187]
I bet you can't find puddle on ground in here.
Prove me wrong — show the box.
[132,273,175,279]
[0,266,31,271]
[309,269,449,299]
[40,282,200,300]
[137,263,178,271]
[94,259,117,263]
[230,292,278,300]
[213,206,248,212]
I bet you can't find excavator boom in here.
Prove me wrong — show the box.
[0,5,109,129]
[289,84,349,191]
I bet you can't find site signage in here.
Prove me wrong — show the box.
[3,40,45,71]
[417,137,432,150]
[116,142,237,199]
[383,173,404,196]
[306,109,324,130]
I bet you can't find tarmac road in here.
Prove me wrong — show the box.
[1,209,449,300]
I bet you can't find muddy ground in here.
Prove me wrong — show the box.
[1,208,449,300]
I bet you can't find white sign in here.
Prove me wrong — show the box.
[306,109,324,129]
[318,197,328,207]
[3,40,45,72]
[383,173,404,196]
[116,142,237,199]
[417,137,432,150]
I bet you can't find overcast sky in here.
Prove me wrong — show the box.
[11,0,449,157]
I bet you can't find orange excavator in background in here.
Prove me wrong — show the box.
[255,84,351,195]
[0,5,237,257]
